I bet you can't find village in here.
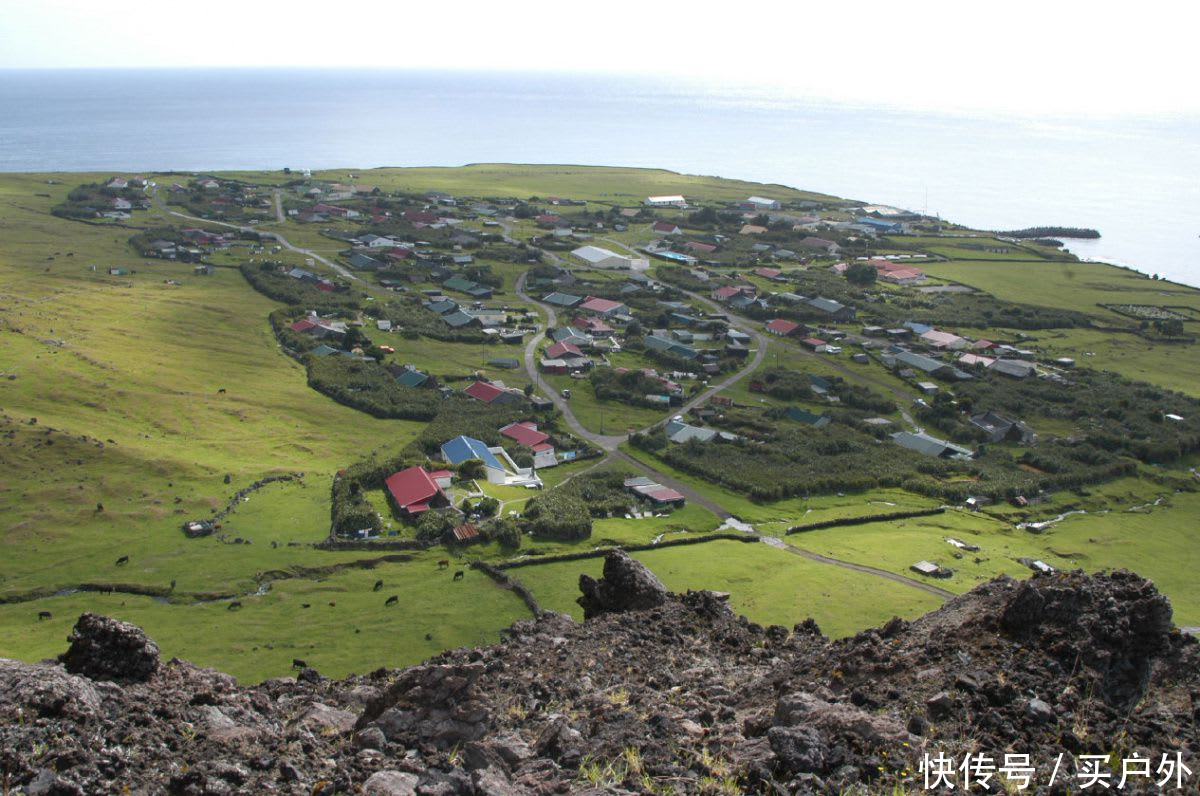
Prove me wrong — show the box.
[64,168,1200,588]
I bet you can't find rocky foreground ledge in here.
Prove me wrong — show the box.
[1,553,1196,795]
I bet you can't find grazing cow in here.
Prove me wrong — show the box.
[424,633,432,641]
[301,603,311,609]
[292,658,307,669]
[227,601,242,611]
[384,595,398,606]
[37,611,52,621]
[453,570,465,581]
[115,555,129,566]
[328,602,336,607]
[437,560,450,569]
[218,388,226,394]
[372,579,383,592]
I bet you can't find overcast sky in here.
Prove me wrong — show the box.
[3,0,1197,114]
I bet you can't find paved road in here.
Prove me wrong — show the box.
[148,185,358,281]
[272,191,285,223]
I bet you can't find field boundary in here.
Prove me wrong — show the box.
[785,507,946,535]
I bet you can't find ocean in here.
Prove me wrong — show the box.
[2,68,1197,286]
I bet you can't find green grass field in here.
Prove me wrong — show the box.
[921,259,1200,322]
[514,540,944,638]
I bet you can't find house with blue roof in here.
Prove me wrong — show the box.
[440,435,542,488]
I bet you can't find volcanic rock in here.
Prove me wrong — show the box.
[577,549,669,618]
[60,612,159,682]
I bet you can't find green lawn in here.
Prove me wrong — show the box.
[0,553,530,683]
[257,164,842,206]
[515,540,944,638]
[921,259,1200,322]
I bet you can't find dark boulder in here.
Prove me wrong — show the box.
[60,613,159,682]
[577,550,669,619]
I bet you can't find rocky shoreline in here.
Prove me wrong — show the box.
[1,552,1195,795]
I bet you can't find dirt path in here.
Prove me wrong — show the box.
[147,185,358,281]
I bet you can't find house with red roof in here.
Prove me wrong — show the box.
[766,319,800,337]
[871,258,926,284]
[801,337,828,351]
[684,241,717,254]
[572,316,615,335]
[755,267,783,280]
[500,421,558,468]
[651,221,681,236]
[534,214,562,227]
[545,340,584,360]
[402,210,440,225]
[463,380,523,405]
[384,466,449,517]
[712,285,741,301]
[290,318,317,333]
[577,296,629,317]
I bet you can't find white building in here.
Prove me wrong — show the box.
[745,196,782,210]
[571,245,633,269]
[644,195,688,208]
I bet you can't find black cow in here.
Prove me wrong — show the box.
[453,570,464,581]
[328,602,336,607]
[218,388,226,394]
[373,579,383,592]
[292,658,306,669]
[227,601,242,611]
[37,611,52,621]
[384,595,398,606]
[115,555,129,566]
[301,603,311,609]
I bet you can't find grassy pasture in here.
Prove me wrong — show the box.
[514,540,943,638]
[921,259,1200,321]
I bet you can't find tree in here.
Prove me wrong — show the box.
[489,517,522,549]
[457,458,486,480]
[416,510,456,542]
[845,263,878,286]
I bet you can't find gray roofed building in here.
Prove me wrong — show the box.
[970,410,1036,443]
[891,431,974,459]
[989,359,1037,379]
[425,299,459,315]
[542,292,583,307]
[442,310,478,328]
[348,253,382,270]
[891,350,972,380]
[806,296,855,321]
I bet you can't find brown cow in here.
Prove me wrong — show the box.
[437,560,450,569]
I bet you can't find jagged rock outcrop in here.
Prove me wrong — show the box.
[0,568,1195,794]
[576,549,669,618]
[60,612,160,682]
